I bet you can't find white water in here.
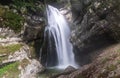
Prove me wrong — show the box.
[45,5,77,69]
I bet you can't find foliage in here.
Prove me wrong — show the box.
[2,10,24,32]
[0,44,22,54]
[12,0,44,14]
[0,5,25,32]
[0,62,20,78]
[0,5,6,17]
[0,0,45,33]
[45,0,61,3]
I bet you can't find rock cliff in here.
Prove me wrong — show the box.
[70,0,120,65]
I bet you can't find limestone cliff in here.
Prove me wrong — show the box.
[70,0,120,65]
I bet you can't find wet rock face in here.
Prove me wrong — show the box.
[70,0,120,65]
[70,0,92,24]
[22,14,45,42]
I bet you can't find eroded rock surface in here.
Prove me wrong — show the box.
[70,0,120,65]
[20,59,45,78]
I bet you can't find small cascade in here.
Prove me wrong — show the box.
[42,5,77,69]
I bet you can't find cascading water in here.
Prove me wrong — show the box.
[43,5,77,69]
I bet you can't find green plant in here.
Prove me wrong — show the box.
[0,5,5,17]
[12,0,44,13]
[20,58,30,68]
[0,44,22,54]
[0,62,20,78]
[0,56,7,63]
[45,0,61,3]
[0,35,6,39]
[2,11,24,32]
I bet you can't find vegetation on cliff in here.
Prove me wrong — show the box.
[0,1,45,78]
[0,44,22,54]
[0,0,45,33]
[0,62,20,78]
[1,0,120,78]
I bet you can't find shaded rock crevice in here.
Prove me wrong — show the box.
[70,0,120,65]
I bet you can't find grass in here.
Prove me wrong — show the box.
[0,62,20,78]
[0,44,22,54]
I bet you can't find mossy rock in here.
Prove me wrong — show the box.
[0,35,6,39]
[0,62,20,78]
[0,44,22,54]
[20,58,30,69]
[2,11,25,32]
[77,75,85,78]
[106,64,117,71]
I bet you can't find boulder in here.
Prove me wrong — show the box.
[64,66,76,72]
[20,59,45,78]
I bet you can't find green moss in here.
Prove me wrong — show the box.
[117,60,120,64]
[0,56,7,63]
[117,49,120,53]
[0,44,22,54]
[0,1,45,33]
[0,35,6,39]
[12,0,45,14]
[0,6,5,17]
[77,75,84,78]
[2,11,24,32]
[0,62,20,78]
[106,64,117,71]
[101,57,110,64]
[98,71,108,78]
[20,58,30,68]
[45,0,61,3]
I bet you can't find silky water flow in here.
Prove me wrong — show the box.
[42,5,77,69]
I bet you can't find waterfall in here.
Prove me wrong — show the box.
[43,5,77,69]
